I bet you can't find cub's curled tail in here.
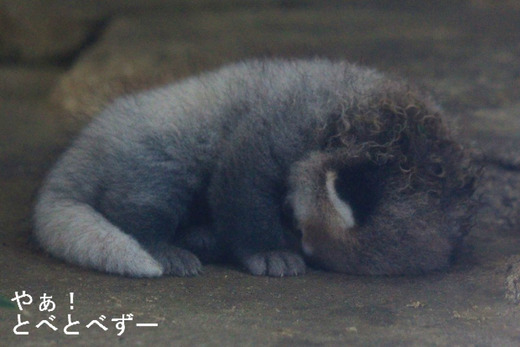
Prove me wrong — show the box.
[33,145,165,278]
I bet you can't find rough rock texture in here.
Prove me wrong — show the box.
[0,0,297,64]
[0,3,98,64]
[49,6,472,121]
[506,255,520,304]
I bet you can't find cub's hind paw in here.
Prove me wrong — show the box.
[241,251,306,277]
[146,244,202,277]
[163,247,202,276]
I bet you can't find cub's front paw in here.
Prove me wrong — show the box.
[241,251,306,277]
[163,247,202,277]
[147,244,202,277]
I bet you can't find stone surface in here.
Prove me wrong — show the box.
[2,1,520,345]
[506,255,520,304]
[0,0,311,64]
[0,2,99,64]
[49,5,475,120]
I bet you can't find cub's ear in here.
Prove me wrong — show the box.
[332,160,383,226]
[324,170,356,230]
[288,152,385,247]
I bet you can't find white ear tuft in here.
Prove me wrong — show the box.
[326,171,356,229]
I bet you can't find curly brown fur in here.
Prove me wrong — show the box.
[291,81,478,275]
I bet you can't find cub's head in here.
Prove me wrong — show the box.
[288,86,478,275]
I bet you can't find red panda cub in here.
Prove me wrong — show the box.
[34,59,477,277]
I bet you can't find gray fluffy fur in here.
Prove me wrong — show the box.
[34,59,476,277]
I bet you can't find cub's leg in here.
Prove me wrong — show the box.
[175,225,224,264]
[208,130,305,277]
[97,161,206,276]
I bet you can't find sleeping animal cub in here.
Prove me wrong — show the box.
[34,59,477,277]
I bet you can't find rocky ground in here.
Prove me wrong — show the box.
[1,1,520,345]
